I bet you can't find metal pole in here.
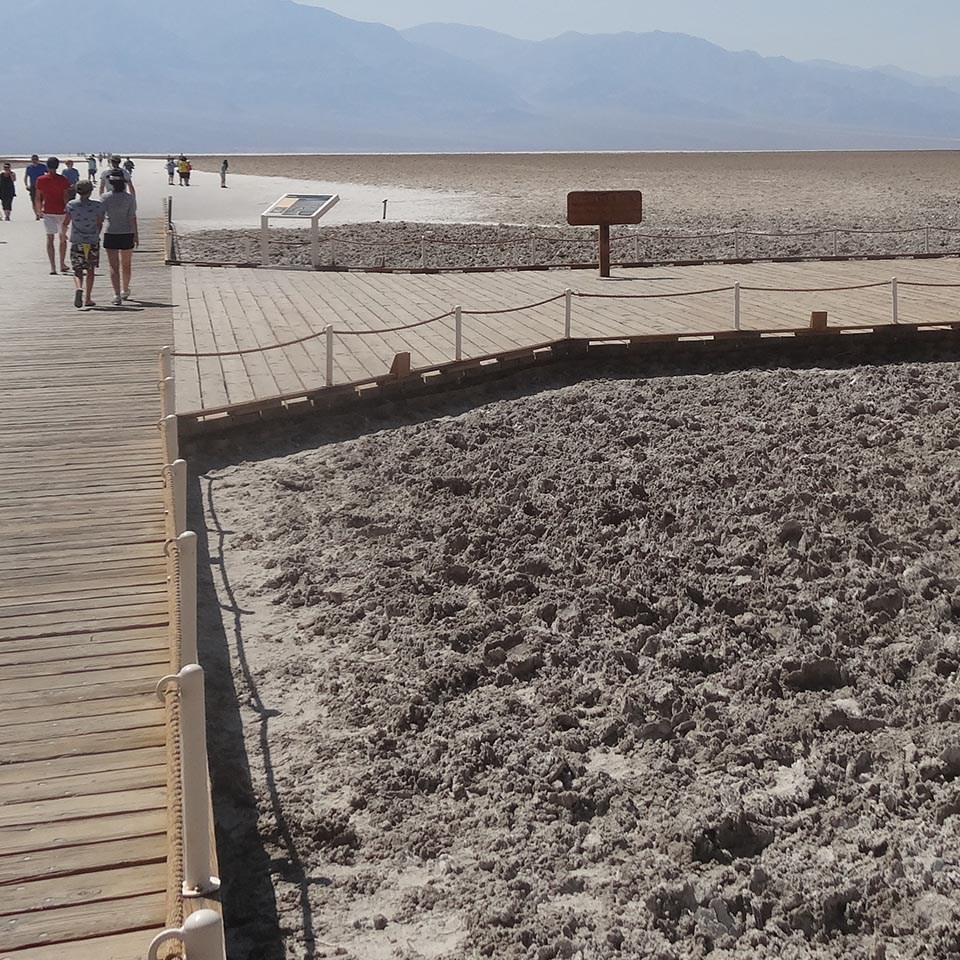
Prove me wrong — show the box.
[161,414,179,464]
[325,325,335,387]
[892,277,899,324]
[455,306,463,361]
[156,667,221,898]
[382,199,388,221]
[310,218,320,270]
[177,531,198,666]
[634,234,640,263]
[565,288,573,339]
[260,215,270,267]
[148,909,225,960]
[170,459,187,537]
[734,282,741,331]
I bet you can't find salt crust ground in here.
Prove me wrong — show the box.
[197,359,960,960]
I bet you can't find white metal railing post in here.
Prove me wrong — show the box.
[325,325,335,387]
[310,219,320,270]
[156,667,221,898]
[564,289,573,338]
[148,909,225,960]
[177,531,199,665]
[734,282,741,331]
[161,414,179,464]
[170,459,187,536]
[925,226,931,254]
[454,306,463,361]
[832,230,838,257]
[892,277,899,324]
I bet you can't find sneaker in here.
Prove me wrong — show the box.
[112,295,122,306]
[74,289,83,309]
[121,289,130,301]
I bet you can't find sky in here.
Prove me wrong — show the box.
[299,0,959,77]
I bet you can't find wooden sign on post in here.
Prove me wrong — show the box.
[567,190,643,278]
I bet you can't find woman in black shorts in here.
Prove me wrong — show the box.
[100,173,138,305]
[0,163,16,220]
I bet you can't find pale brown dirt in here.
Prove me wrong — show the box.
[197,356,960,960]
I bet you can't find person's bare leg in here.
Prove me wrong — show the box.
[45,235,56,272]
[59,233,68,272]
[107,249,121,299]
[121,249,133,296]
[85,268,96,305]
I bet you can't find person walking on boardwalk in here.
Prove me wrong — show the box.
[62,159,80,201]
[0,163,16,221]
[34,157,71,275]
[62,180,103,309]
[87,153,98,184]
[100,172,137,305]
[220,158,228,188]
[166,156,176,185]
[24,155,47,220]
[99,155,135,196]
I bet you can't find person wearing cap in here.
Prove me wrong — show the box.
[34,157,71,275]
[24,155,47,220]
[99,155,135,197]
[62,180,104,309]
[0,163,16,221]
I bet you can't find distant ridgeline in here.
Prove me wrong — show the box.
[8,0,960,151]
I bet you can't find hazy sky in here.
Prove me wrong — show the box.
[300,0,959,76]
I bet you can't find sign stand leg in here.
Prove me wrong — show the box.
[599,224,611,278]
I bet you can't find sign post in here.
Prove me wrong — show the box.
[567,191,643,278]
[260,194,340,269]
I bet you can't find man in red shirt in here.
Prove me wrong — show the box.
[34,157,71,274]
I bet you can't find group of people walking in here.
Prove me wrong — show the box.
[10,154,138,309]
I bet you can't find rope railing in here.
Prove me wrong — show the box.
[172,277,960,383]
[152,348,226,960]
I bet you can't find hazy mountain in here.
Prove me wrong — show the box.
[6,0,960,151]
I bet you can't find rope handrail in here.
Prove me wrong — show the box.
[576,286,735,300]
[897,280,960,288]
[739,281,891,293]
[462,293,566,315]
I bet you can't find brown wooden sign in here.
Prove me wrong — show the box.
[567,190,643,226]
[567,190,643,277]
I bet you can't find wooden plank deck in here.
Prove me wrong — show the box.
[0,221,180,959]
[173,256,960,415]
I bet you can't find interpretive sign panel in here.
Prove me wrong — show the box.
[567,190,643,277]
[567,191,643,227]
[263,194,339,219]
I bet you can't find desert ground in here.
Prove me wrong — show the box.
[195,352,960,960]
[181,151,960,267]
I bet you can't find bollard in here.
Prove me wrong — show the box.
[454,306,463,361]
[891,277,899,324]
[310,220,320,271]
[564,289,573,339]
[156,668,221,899]
[160,377,176,418]
[161,414,179,465]
[734,282,741,331]
[148,909,225,960]
[325,325,335,387]
[260,215,270,267]
[175,531,199,666]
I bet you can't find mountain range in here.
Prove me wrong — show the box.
[6,0,960,151]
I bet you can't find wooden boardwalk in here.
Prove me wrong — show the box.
[173,256,960,416]
[0,221,184,958]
